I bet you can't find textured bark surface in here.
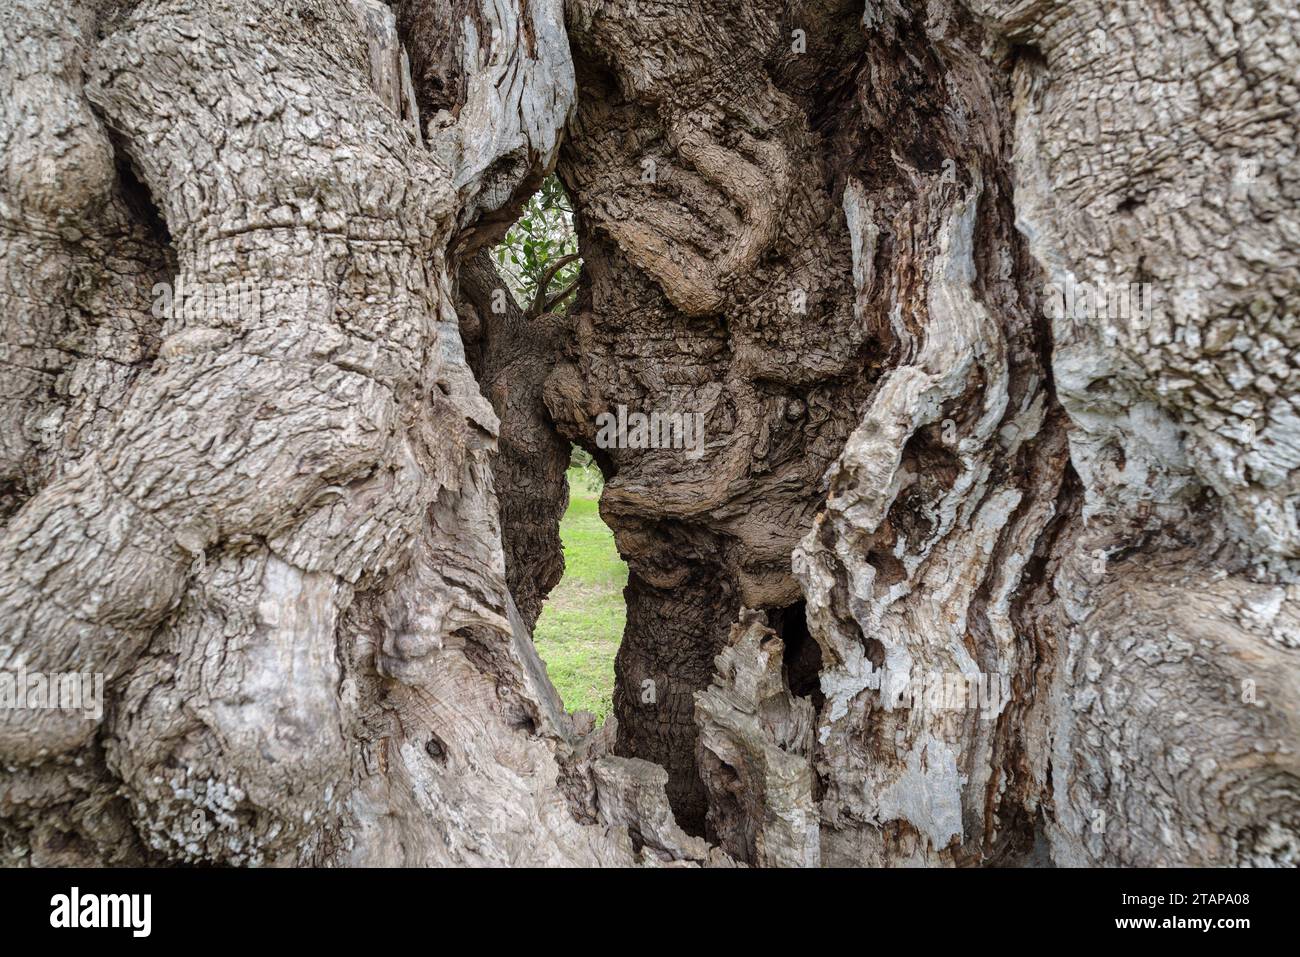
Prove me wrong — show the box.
[0,0,642,867]
[695,610,819,866]
[1,0,1296,868]
[548,0,881,832]
[457,249,570,631]
[973,0,1300,866]
[550,0,1298,863]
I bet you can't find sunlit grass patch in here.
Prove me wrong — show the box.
[533,469,625,723]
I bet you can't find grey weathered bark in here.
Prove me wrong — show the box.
[0,0,639,867]
[1,0,1296,868]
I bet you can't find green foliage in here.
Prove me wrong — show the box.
[493,174,581,310]
[532,469,625,723]
[568,445,604,492]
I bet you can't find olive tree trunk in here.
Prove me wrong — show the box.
[1,0,1296,867]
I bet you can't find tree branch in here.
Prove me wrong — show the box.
[528,252,580,317]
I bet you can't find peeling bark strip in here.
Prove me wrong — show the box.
[0,0,1297,867]
[695,610,819,867]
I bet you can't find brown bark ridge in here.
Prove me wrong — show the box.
[457,249,571,632]
[0,0,1296,868]
[550,0,882,834]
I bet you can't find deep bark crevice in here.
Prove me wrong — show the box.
[770,601,823,707]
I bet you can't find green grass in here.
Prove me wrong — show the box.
[533,469,626,724]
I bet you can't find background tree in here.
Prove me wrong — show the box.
[494,174,583,313]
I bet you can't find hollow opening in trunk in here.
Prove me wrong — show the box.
[476,178,629,726]
[490,174,582,316]
[770,600,824,710]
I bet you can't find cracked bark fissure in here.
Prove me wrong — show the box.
[0,0,1296,867]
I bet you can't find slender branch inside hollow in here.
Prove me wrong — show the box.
[529,252,580,317]
[542,276,580,313]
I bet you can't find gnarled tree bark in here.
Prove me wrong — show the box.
[1,0,1296,868]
